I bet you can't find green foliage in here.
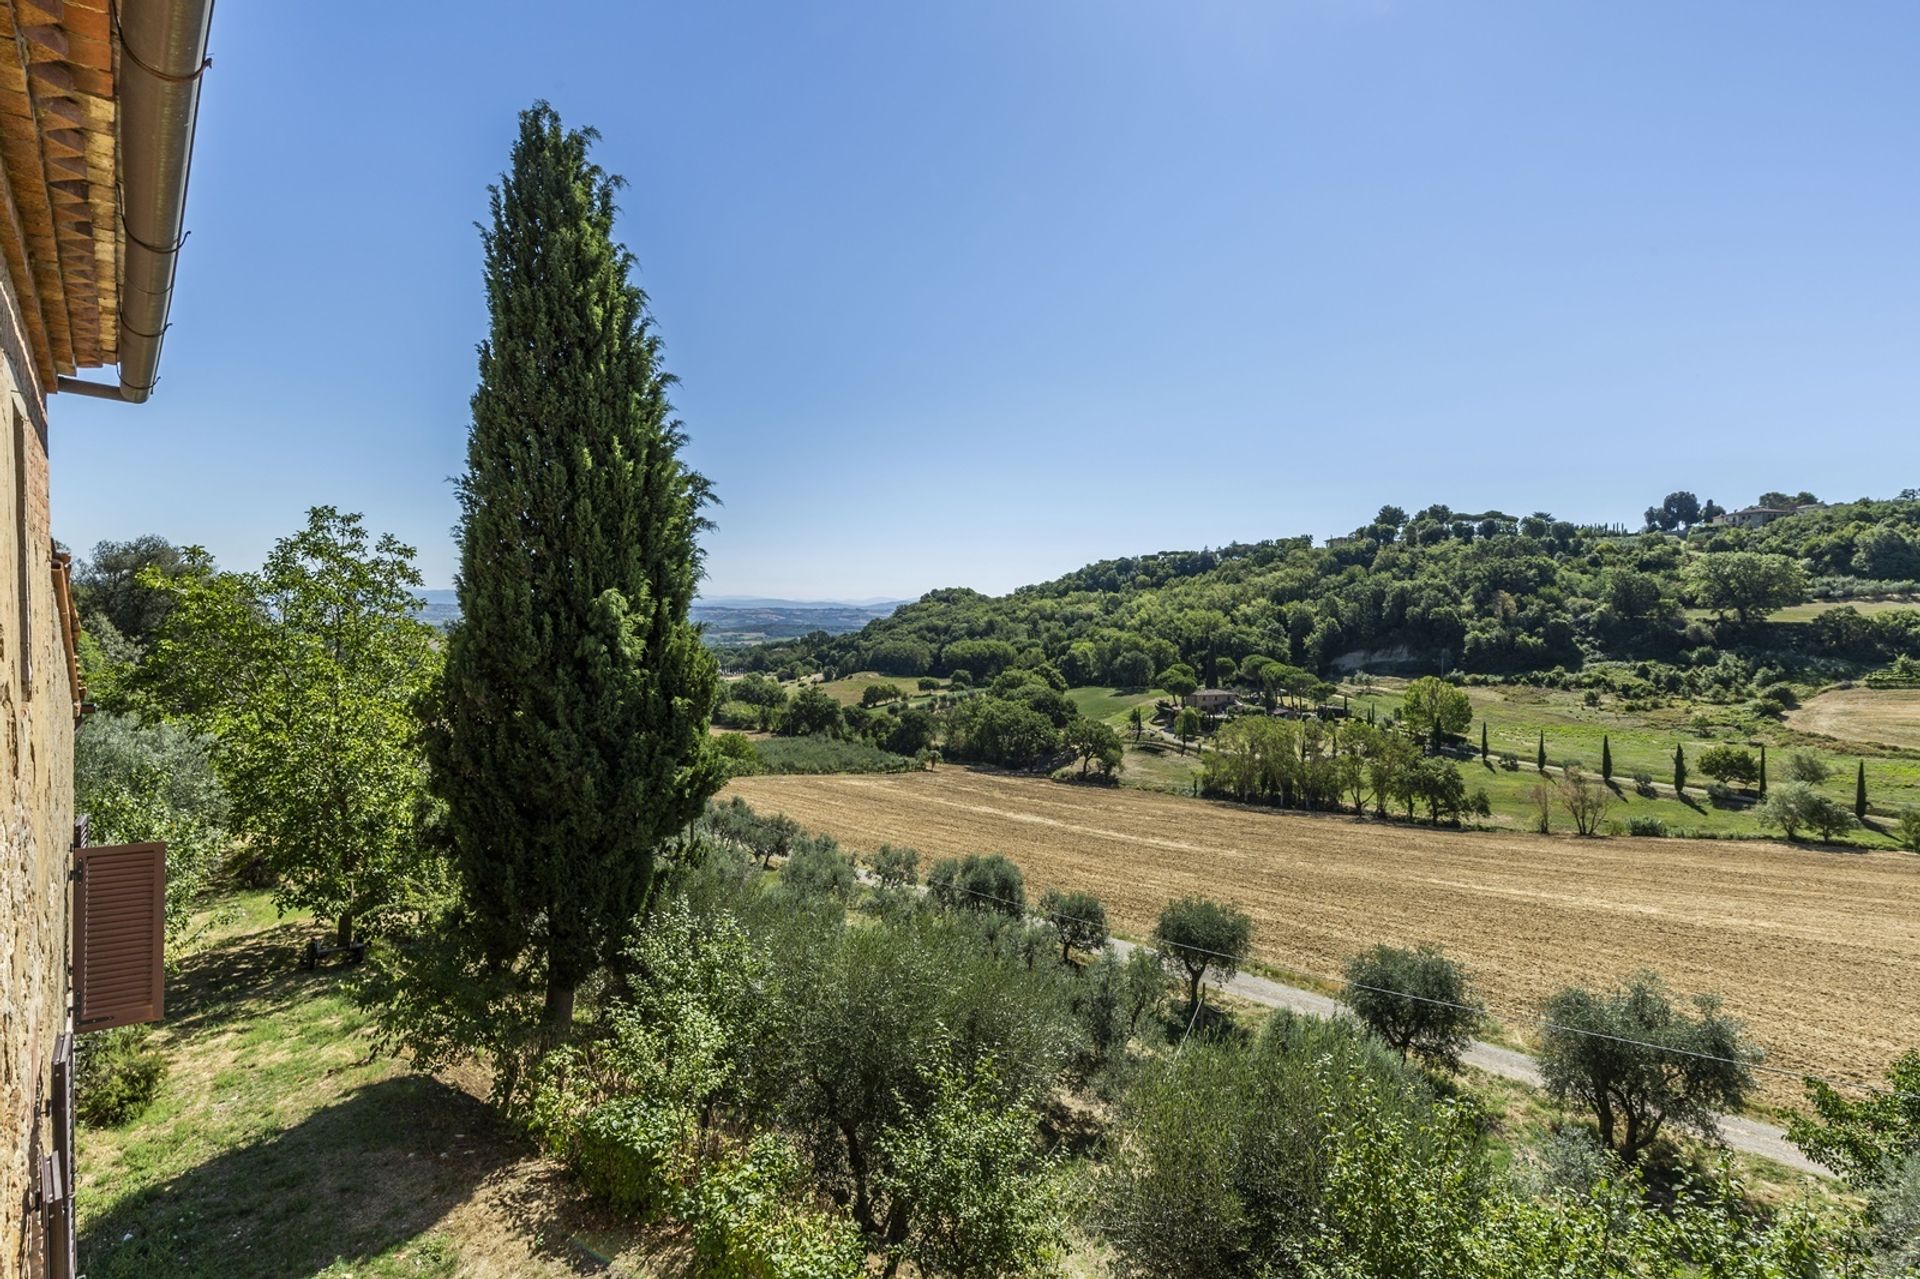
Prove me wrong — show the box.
[875,1065,1065,1277]
[1159,664,1198,699]
[1697,744,1759,785]
[1784,749,1833,784]
[140,508,439,946]
[74,534,197,648]
[750,734,915,775]
[1685,551,1808,622]
[1152,895,1253,1015]
[1788,1050,1920,1188]
[1538,973,1758,1161]
[1099,1014,1454,1277]
[1039,888,1109,961]
[927,852,1026,916]
[1897,807,1920,852]
[1401,676,1472,744]
[1341,945,1483,1071]
[779,839,857,903]
[868,843,920,889]
[1757,782,1855,841]
[1173,706,1204,753]
[426,104,722,1031]
[691,1135,868,1279]
[859,681,903,707]
[75,1025,167,1127]
[776,685,842,737]
[943,694,1062,768]
[1063,715,1124,776]
[75,712,229,943]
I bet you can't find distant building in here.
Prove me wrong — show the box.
[1714,503,1825,529]
[1191,689,1238,714]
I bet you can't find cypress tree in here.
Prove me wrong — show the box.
[429,104,722,1035]
[1480,721,1488,763]
[1759,744,1767,795]
[1601,735,1612,782]
[1673,743,1687,796]
[1856,761,1868,820]
[1537,730,1547,773]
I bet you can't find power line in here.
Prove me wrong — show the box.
[928,875,1920,1104]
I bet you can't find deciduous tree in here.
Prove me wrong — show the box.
[1152,895,1253,1017]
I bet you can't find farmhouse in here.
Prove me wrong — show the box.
[0,3,215,1275]
[1191,688,1238,714]
[1714,502,1825,529]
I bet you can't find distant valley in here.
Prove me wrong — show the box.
[415,589,903,641]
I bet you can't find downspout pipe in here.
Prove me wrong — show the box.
[55,0,215,404]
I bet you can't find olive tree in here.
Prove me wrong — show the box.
[1152,896,1253,1017]
[1039,888,1109,963]
[1538,973,1758,1161]
[1340,944,1484,1071]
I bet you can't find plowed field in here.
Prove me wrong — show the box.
[727,769,1920,1101]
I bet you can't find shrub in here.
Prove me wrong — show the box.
[1498,752,1520,771]
[868,843,920,889]
[1626,816,1668,837]
[875,1065,1064,1277]
[1783,750,1832,784]
[692,1134,867,1279]
[1758,781,1854,841]
[1898,807,1920,853]
[570,1097,696,1219]
[927,852,1026,916]
[709,731,758,778]
[1705,780,1736,807]
[75,1025,167,1126]
[711,699,761,730]
[1340,944,1483,1071]
[917,677,941,692]
[780,839,857,902]
[1632,771,1656,797]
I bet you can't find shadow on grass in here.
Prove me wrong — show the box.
[77,1074,589,1278]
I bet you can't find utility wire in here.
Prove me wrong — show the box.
[925,875,1920,1104]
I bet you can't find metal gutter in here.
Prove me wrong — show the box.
[56,0,215,403]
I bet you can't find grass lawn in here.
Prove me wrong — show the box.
[808,670,944,707]
[76,893,671,1279]
[1065,685,1166,728]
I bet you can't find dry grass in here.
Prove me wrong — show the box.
[1790,686,1920,752]
[727,769,1920,1107]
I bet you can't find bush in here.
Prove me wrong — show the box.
[1341,944,1483,1071]
[1632,771,1656,797]
[927,852,1026,916]
[868,843,920,889]
[709,731,757,778]
[1705,780,1736,807]
[1896,807,1920,853]
[780,839,857,902]
[1783,750,1832,784]
[1626,816,1668,837]
[692,1135,867,1279]
[1758,781,1855,841]
[1498,752,1520,771]
[570,1097,695,1219]
[75,1025,167,1126]
[711,699,761,730]
[875,1065,1064,1277]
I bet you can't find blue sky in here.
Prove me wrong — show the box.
[49,2,1920,599]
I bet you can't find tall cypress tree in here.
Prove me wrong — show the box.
[1856,761,1868,820]
[1480,721,1488,763]
[1537,730,1547,773]
[1673,744,1687,796]
[1601,735,1612,782]
[429,104,721,1033]
[1758,744,1767,795]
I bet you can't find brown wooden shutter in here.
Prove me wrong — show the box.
[47,1034,75,1279]
[73,842,166,1031]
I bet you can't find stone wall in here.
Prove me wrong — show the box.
[0,332,74,1277]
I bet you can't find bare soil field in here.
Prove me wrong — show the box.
[1789,686,1920,751]
[727,769,1920,1106]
